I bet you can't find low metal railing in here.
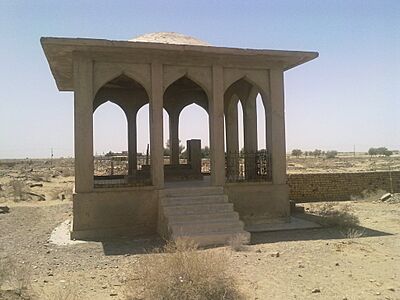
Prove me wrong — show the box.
[225,150,271,182]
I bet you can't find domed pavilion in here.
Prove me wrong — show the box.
[41,32,318,245]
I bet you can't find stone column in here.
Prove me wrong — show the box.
[269,69,286,185]
[265,103,272,178]
[209,65,225,186]
[127,109,137,175]
[73,55,94,193]
[169,109,180,165]
[150,63,164,188]
[243,90,258,180]
[225,96,239,180]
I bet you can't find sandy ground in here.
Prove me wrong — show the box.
[0,157,399,299]
[0,199,399,299]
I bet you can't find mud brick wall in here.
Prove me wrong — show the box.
[288,171,400,202]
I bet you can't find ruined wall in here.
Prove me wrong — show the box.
[288,171,400,203]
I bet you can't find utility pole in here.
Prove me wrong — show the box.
[353,144,356,157]
[51,147,54,166]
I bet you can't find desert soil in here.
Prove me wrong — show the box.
[0,157,399,299]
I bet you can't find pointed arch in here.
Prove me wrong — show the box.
[93,63,151,97]
[93,74,150,113]
[93,101,128,176]
[163,72,211,101]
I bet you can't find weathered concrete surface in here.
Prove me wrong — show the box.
[71,188,158,240]
[224,183,290,226]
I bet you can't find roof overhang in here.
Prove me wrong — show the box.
[41,37,318,91]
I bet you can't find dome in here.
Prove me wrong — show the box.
[129,32,210,46]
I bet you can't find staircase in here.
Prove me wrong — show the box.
[158,186,250,247]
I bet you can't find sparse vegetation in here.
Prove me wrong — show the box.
[10,180,28,201]
[312,149,322,158]
[350,189,388,202]
[125,238,242,300]
[41,284,79,300]
[291,149,303,157]
[0,257,32,299]
[341,227,365,240]
[228,233,249,251]
[309,202,359,228]
[368,147,393,157]
[326,150,338,159]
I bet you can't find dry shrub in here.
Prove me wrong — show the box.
[350,189,387,202]
[49,184,73,201]
[125,238,242,300]
[9,180,28,202]
[55,167,74,177]
[0,257,32,298]
[228,233,249,252]
[310,202,359,228]
[341,227,365,240]
[30,172,51,183]
[41,284,78,300]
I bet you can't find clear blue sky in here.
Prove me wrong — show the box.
[0,0,399,158]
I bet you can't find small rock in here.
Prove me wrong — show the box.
[110,292,118,296]
[271,251,280,257]
[335,262,340,266]
[388,287,395,292]
[0,206,10,214]
[311,288,321,293]
[30,183,43,188]
[256,249,262,253]
[380,193,392,201]
[375,292,381,295]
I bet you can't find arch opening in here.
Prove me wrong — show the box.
[163,76,210,182]
[93,101,128,177]
[93,74,151,187]
[224,78,271,182]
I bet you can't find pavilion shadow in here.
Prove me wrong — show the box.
[250,214,392,245]
[101,234,165,256]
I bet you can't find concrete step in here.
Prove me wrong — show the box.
[170,219,245,235]
[167,211,240,224]
[158,185,250,247]
[161,194,228,206]
[160,186,224,198]
[163,203,234,216]
[172,230,251,247]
